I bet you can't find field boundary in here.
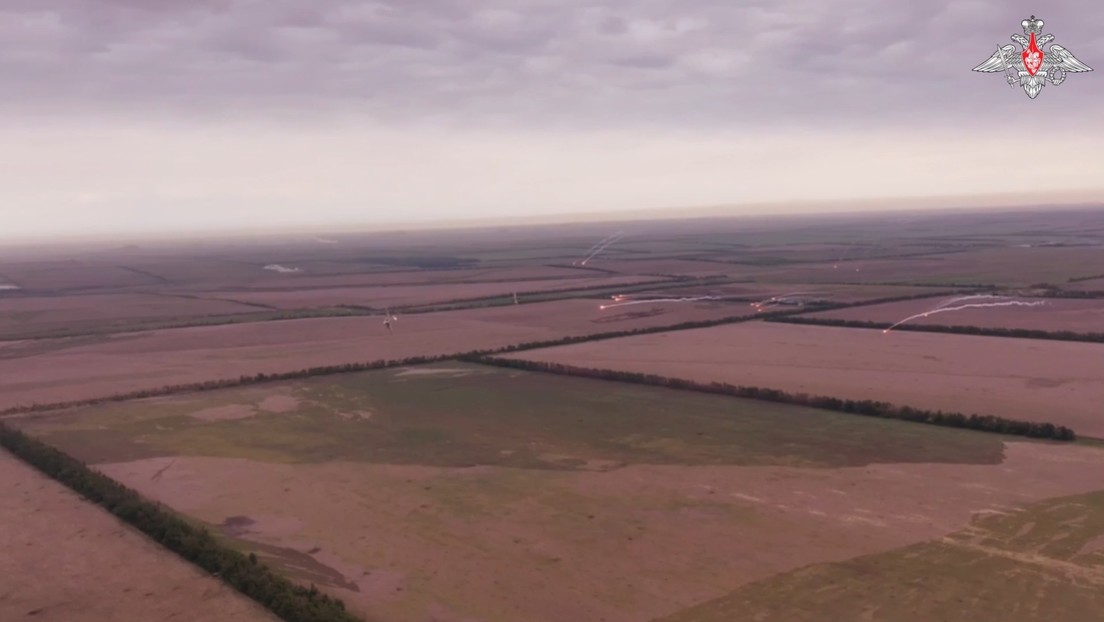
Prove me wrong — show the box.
[466,356,1077,441]
[767,315,1104,344]
[1,292,972,416]
[0,425,366,622]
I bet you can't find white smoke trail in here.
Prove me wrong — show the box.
[580,232,627,265]
[883,299,1046,333]
[932,294,1007,309]
[575,231,625,265]
[599,295,722,310]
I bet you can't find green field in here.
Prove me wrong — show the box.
[658,490,1104,622]
[17,362,1006,469]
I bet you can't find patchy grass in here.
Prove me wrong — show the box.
[657,490,1104,622]
[17,363,1006,470]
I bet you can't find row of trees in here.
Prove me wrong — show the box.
[472,357,1077,441]
[1,291,971,418]
[0,355,454,416]
[0,424,365,622]
[768,315,1104,344]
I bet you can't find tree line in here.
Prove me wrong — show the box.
[767,315,1104,344]
[0,291,976,418]
[0,356,454,416]
[469,356,1077,441]
[0,424,366,622]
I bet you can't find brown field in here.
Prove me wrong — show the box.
[0,449,276,622]
[17,363,1104,622]
[197,275,666,311]
[506,321,1104,438]
[641,281,954,304]
[744,246,1104,286]
[0,292,262,339]
[0,297,754,410]
[94,443,1104,622]
[581,258,739,277]
[806,296,1104,333]
[7,207,1104,622]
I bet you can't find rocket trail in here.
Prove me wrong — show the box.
[883,299,1046,333]
[599,295,723,310]
[932,294,1007,309]
[580,232,627,266]
[575,231,625,265]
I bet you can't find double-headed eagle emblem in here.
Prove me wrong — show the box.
[973,15,1092,99]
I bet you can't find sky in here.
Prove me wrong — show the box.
[2,0,1102,239]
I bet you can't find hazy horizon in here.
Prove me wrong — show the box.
[3,1,1101,240]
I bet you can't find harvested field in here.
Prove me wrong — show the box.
[0,292,261,339]
[16,364,1104,622]
[745,247,1104,286]
[0,448,277,622]
[582,258,739,277]
[659,487,1104,622]
[644,281,954,304]
[805,296,1104,333]
[506,321,1104,438]
[0,298,753,410]
[17,364,1104,621]
[198,276,665,310]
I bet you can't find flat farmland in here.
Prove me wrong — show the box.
[15,363,1104,622]
[805,296,1104,333]
[0,297,754,410]
[506,321,1104,438]
[0,292,262,339]
[643,282,954,304]
[744,247,1104,286]
[198,276,666,311]
[0,449,277,622]
[582,258,740,278]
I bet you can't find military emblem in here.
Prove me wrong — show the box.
[973,15,1092,99]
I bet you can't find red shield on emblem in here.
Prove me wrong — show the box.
[1022,32,1043,75]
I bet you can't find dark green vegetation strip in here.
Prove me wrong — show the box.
[1,307,373,342]
[21,363,1006,469]
[471,358,1076,441]
[655,490,1104,622]
[768,315,1104,344]
[0,424,365,622]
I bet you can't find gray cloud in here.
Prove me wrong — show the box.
[3,0,1101,129]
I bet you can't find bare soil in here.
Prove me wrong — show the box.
[0,298,753,410]
[95,442,1104,622]
[808,296,1104,333]
[0,449,277,622]
[508,321,1104,438]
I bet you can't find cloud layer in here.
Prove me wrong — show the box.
[4,1,1101,129]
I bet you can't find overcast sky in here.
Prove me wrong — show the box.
[2,0,1101,239]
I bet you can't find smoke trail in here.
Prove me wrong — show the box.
[932,294,1007,309]
[575,231,625,265]
[580,232,627,266]
[599,295,723,310]
[883,299,1045,333]
[582,230,627,265]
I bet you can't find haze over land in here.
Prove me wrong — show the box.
[3,1,1102,239]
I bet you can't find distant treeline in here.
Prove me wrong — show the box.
[471,357,1077,441]
[1,292,974,417]
[0,424,364,622]
[766,315,1104,344]
[1068,274,1104,283]
[0,356,452,416]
